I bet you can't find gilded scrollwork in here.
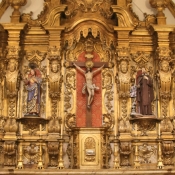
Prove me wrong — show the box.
[144,13,157,28]
[156,47,172,61]
[101,133,112,168]
[0,62,4,117]
[65,113,76,130]
[4,118,18,133]
[66,142,72,168]
[0,116,5,132]
[64,0,113,19]
[21,0,66,27]
[48,117,61,133]
[167,0,175,18]
[126,1,140,26]
[21,1,50,27]
[102,69,114,112]
[134,118,157,136]
[160,118,173,132]
[48,142,59,167]
[162,141,174,165]
[84,137,96,162]
[23,143,39,165]
[4,141,17,166]
[64,70,76,113]
[73,131,79,168]
[138,144,156,164]
[102,113,114,129]
[120,142,131,166]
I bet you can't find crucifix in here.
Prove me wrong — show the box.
[69,58,108,127]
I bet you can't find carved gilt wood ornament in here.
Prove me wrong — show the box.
[1,0,175,173]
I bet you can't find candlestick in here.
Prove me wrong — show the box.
[60,119,63,138]
[21,123,22,136]
[135,123,137,137]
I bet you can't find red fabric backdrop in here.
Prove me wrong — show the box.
[76,52,102,127]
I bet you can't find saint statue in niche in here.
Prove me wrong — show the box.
[136,68,154,115]
[73,60,104,109]
[23,63,42,116]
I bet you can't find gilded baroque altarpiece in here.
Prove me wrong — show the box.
[0,0,175,174]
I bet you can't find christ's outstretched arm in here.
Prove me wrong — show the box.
[92,64,105,75]
[73,63,85,74]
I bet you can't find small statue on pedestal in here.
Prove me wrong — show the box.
[23,63,42,116]
[136,68,154,115]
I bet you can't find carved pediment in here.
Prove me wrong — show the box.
[26,50,47,66]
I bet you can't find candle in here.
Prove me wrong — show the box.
[158,123,160,137]
[60,120,63,139]
[21,123,22,136]
[39,124,42,136]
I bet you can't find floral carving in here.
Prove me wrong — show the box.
[23,143,39,164]
[48,142,59,167]
[4,141,17,166]
[120,142,131,166]
[65,0,113,19]
[162,141,174,165]
[138,144,156,163]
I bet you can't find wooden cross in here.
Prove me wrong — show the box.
[68,60,109,127]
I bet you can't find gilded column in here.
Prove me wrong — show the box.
[47,46,63,137]
[114,28,133,139]
[2,24,26,140]
[150,25,174,137]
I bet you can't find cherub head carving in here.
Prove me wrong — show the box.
[51,60,60,73]
[120,60,128,74]
[7,59,18,72]
[160,60,169,73]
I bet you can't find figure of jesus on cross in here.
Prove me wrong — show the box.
[73,60,104,109]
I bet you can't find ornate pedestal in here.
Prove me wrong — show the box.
[72,128,106,169]
[130,114,161,136]
[17,115,49,136]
